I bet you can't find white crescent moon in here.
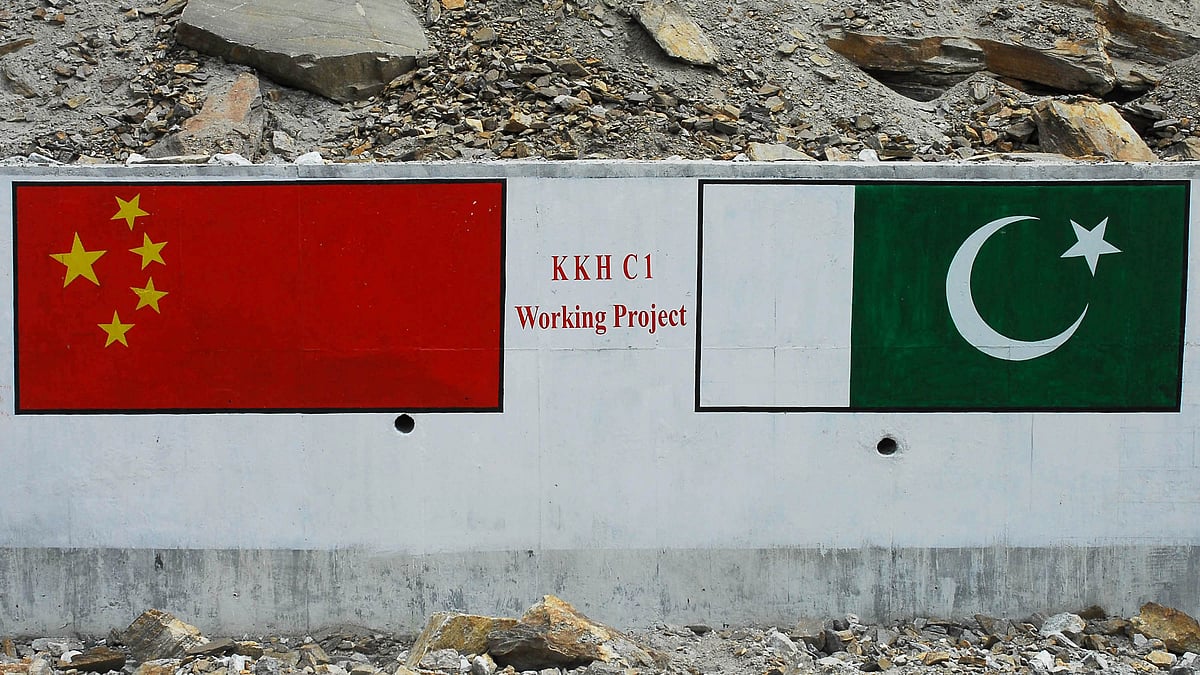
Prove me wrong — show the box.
[945,215,1088,362]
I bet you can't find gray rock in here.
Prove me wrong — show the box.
[119,609,209,663]
[176,0,433,102]
[254,656,283,675]
[746,142,816,161]
[1040,613,1087,638]
[1165,138,1200,160]
[420,649,466,673]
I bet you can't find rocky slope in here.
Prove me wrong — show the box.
[1,0,1199,163]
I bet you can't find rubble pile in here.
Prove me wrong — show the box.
[4,599,1200,675]
[0,0,1198,163]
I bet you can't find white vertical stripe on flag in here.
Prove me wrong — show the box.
[699,183,856,407]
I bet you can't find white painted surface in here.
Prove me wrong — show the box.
[699,183,856,407]
[2,163,1200,631]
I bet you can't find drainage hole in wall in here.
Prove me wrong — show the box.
[395,414,415,434]
[876,436,899,456]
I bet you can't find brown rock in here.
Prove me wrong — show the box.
[635,0,719,66]
[0,38,35,56]
[1147,650,1176,667]
[1,639,14,658]
[406,613,518,667]
[1031,99,1156,161]
[66,647,126,673]
[825,32,984,74]
[147,73,263,159]
[185,638,237,657]
[119,609,209,662]
[974,38,1115,94]
[133,659,182,675]
[1095,0,1200,64]
[922,651,951,666]
[1130,603,1200,654]
[486,596,660,671]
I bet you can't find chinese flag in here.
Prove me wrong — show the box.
[14,181,504,413]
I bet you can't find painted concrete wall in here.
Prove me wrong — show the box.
[2,162,1199,634]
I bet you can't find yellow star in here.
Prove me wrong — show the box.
[50,232,106,287]
[111,194,149,230]
[129,233,167,269]
[98,311,134,347]
[131,277,168,313]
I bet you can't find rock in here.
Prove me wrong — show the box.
[209,152,255,166]
[254,656,284,675]
[1165,137,1200,160]
[133,659,182,675]
[148,73,263,159]
[857,148,881,162]
[270,131,297,157]
[186,638,237,657]
[1,638,13,658]
[0,38,36,56]
[790,619,826,652]
[1029,650,1055,671]
[30,640,82,657]
[635,0,720,66]
[685,625,711,636]
[1095,0,1200,65]
[973,38,1116,95]
[294,151,326,165]
[766,630,799,658]
[746,142,815,161]
[1031,99,1157,161]
[826,32,984,74]
[1132,604,1200,655]
[1041,613,1087,638]
[1150,651,1179,667]
[26,658,50,675]
[406,613,518,667]
[418,649,466,673]
[176,0,432,102]
[64,647,125,672]
[486,596,659,671]
[469,654,496,675]
[921,651,951,666]
[120,609,209,662]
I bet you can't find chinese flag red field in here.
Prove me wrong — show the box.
[15,181,505,413]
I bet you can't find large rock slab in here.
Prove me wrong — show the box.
[635,0,719,66]
[118,609,208,662]
[1130,602,1200,654]
[825,32,985,74]
[1031,99,1156,161]
[486,596,660,671]
[176,0,432,102]
[974,38,1116,95]
[405,613,517,667]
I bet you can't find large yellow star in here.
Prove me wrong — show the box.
[98,311,134,347]
[131,277,168,313]
[129,233,167,269]
[50,232,106,287]
[111,194,149,230]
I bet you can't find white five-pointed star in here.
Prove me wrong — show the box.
[1060,217,1121,275]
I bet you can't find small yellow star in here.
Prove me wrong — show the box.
[98,311,134,347]
[131,277,168,313]
[111,194,149,230]
[50,232,106,287]
[129,233,167,269]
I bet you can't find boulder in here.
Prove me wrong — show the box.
[176,0,432,102]
[406,613,518,667]
[635,0,719,66]
[973,38,1115,94]
[486,596,660,671]
[147,73,263,159]
[63,647,125,673]
[119,609,208,662]
[1130,603,1200,655]
[1031,99,1156,161]
[825,32,985,74]
[1040,613,1087,638]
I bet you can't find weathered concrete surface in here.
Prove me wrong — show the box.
[1,545,1199,635]
[175,0,432,102]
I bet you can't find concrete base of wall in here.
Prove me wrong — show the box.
[2,545,1197,634]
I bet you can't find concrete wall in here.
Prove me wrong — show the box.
[2,162,1199,634]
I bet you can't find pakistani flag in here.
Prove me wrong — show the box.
[697,181,1188,412]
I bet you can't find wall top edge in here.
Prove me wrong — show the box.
[1,160,1198,180]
